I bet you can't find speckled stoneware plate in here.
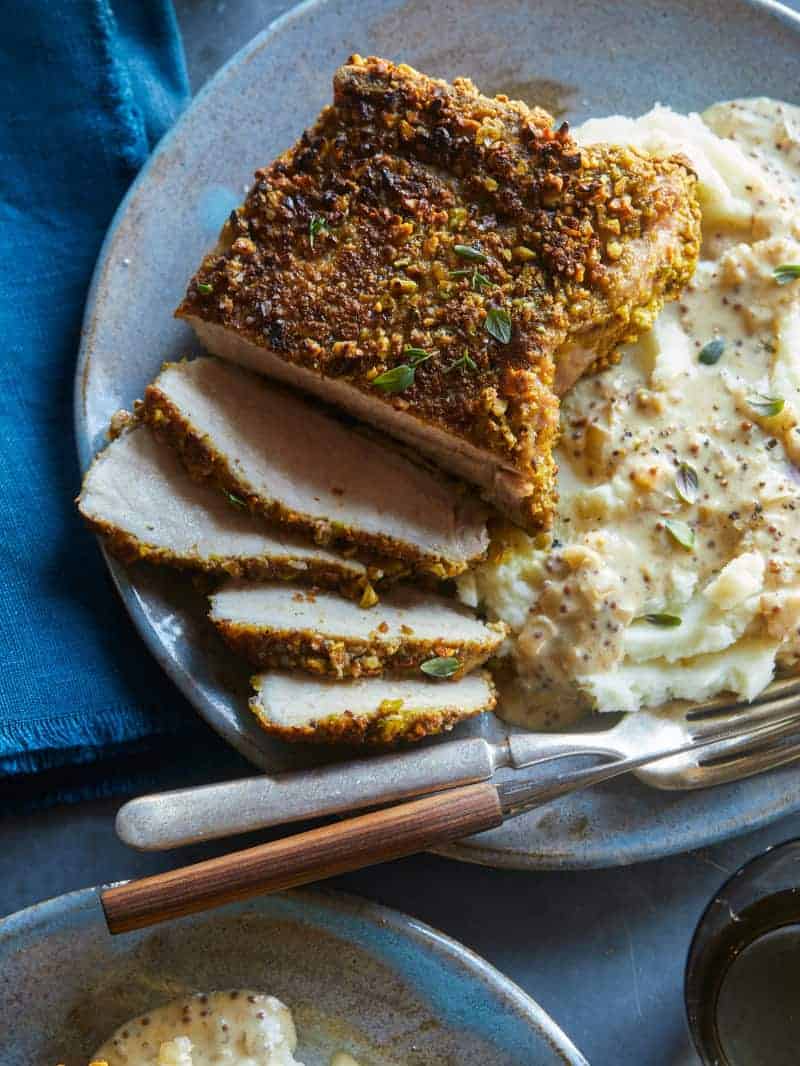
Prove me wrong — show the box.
[76,0,800,869]
[0,886,586,1065]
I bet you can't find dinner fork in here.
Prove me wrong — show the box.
[116,683,800,853]
[103,703,800,933]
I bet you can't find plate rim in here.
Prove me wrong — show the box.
[0,883,589,1065]
[74,0,800,871]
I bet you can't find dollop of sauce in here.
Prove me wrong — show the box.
[460,98,800,725]
[92,991,301,1066]
[89,991,364,1066]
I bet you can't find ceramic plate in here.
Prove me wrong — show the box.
[0,885,586,1065]
[76,0,800,869]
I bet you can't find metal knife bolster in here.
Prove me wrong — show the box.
[116,736,505,851]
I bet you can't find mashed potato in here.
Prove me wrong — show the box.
[459,98,800,725]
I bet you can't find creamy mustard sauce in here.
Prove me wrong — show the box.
[90,991,364,1066]
[459,98,800,726]
[92,991,302,1066]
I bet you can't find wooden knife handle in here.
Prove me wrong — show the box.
[101,781,503,934]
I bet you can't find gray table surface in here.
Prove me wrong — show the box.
[4,3,800,1064]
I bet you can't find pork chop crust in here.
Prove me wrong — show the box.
[82,511,371,596]
[177,55,700,532]
[249,670,497,745]
[214,614,506,679]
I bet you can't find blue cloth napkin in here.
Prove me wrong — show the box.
[0,1,246,808]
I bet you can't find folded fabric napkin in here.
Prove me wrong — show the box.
[0,0,247,808]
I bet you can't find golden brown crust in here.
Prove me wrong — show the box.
[80,512,372,597]
[75,417,381,597]
[249,670,497,745]
[554,149,703,386]
[213,615,507,679]
[142,375,471,577]
[177,55,700,534]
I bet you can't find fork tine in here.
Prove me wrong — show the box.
[694,734,800,786]
[681,714,800,771]
[687,693,800,741]
[636,717,800,790]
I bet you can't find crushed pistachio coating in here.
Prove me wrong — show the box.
[249,670,497,745]
[81,511,373,598]
[213,615,507,680]
[178,55,700,531]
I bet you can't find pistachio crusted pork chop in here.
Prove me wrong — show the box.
[250,669,497,745]
[177,55,701,532]
[209,581,507,679]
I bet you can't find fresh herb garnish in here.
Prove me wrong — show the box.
[372,348,431,394]
[372,366,415,393]
[773,264,800,285]
[485,306,512,344]
[197,282,213,295]
[420,656,461,678]
[698,338,725,365]
[675,462,699,505]
[748,393,785,418]
[225,490,248,509]
[308,215,328,249]
[453,244,487,262]
[446,350,477,373]
[639,613,682,627]
[449,268,492,291]
[664,518,695,551]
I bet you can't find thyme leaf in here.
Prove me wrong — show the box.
[485,306,512,344]
[446,350,477,373]
[309,215,328,249]
[449,268,492,291]
[675,462,699,505]
[225,491,248,510]
[664,518,695,551]
[747,393,785,418]
[420,656,461,678]
[453,244,487,262]
[372,349,432,393]
[698,338,725,365]
[773,264,800,285]
[372,365,415,393]
[403,347,431,366]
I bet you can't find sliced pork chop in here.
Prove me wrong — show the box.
[209,581,506,678]
[143,358,488,577]
[250,669,497,745]
[177,55,700,532]
[77,423,370,591]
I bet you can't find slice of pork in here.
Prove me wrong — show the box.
[77,424,368,590]
[184,318,546,532]
[210,581,506,678]
[250,670,497,745]
[143,358,489,577]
